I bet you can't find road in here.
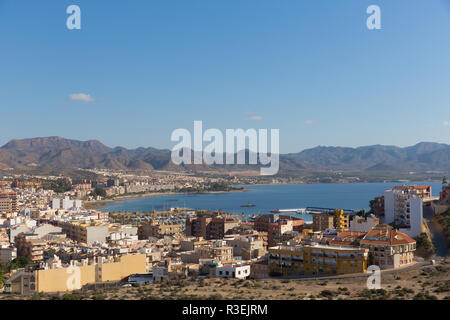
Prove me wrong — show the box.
[265,261,431,282]
[423,205,447,259]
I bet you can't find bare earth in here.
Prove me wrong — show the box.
[2,259,449,300]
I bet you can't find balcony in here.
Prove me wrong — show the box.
[310,252,323,257]
[291,256,304,262]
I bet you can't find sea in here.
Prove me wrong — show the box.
[98,181,443,222]
[100,182,442,221]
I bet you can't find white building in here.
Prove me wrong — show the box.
[74,200,82,209]
[53,197,82,210]
[62,197,74,210]
[383,189,423,238]
[52,198,61,210]
[215,264,250,279]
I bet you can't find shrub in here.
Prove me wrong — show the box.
[319,290,335,299]
[207,293,223,300]
[413,292,438,300]
[62,293,81,300]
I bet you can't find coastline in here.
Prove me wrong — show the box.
[84,188,249,210]
[84,180,442,211]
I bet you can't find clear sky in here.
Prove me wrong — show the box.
[1,0,450,153]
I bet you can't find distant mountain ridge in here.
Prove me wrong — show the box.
[283,142,450,172]
[0,137,449,173]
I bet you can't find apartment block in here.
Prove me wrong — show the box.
[225,236,266,260]
[268,219,303,247]
[383,188,423,237]
[360,224,416,269]
[14,233,45,263]
[186,216,240,240]
[197,241,233,264]
[313,210,350,232]
[253,214,281,232]
[8,254,147,294]
[268,244,369,277]
[0,246,17,264]
[312,213,334,232]
[392,185,432,199]
[334,210,350,232]
[138,220,182,239]
[57,221,109,245]
[0,192,18,214]
[185,216,212,238]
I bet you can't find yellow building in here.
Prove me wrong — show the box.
[268,244,368,277]
[334,209,350,232]
[8,254,147,294]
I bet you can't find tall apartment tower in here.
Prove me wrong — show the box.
[383,188,423,238]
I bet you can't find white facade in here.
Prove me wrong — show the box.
[74,200,82,209]
[62,197,74,210]
[52,198,61,210]
[383,189,423,238]
[215,264,250,279]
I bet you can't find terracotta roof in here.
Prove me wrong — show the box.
[329,231,366,246]
[360,224,415,245]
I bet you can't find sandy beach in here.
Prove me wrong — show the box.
[84,188,249,210]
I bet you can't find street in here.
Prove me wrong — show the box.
[423,205,447,259]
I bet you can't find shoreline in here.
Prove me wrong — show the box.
[236,179,442,187]
[84,180,441,210]
[84,188,249,210]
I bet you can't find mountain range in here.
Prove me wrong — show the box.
[0,137,449,174]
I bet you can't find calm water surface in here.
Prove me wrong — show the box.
[99,182,442,222]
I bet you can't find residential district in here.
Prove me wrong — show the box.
[0,175,448,298]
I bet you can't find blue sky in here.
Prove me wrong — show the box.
[0,0,450,153]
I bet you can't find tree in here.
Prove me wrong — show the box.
[91,187,107,198]
[443,177,448,186]
[8,256,31,271]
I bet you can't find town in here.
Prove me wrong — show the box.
[0,172,448,300]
